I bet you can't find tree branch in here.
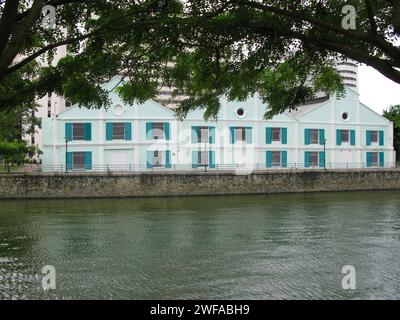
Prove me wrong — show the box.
[235,0,400,63]
[0,0,20,56]
[254,25,400,84]
[0,0,45,74]
[364,0,378,34]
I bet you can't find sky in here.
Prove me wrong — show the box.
[358,65,400,115]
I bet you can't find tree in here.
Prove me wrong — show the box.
[0,1,399,118]
[383,105,400,161]
[0,140,41,172]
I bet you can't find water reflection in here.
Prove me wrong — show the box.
[0,191,400,299]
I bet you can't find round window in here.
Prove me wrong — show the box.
[236,108,245,117]
[342,112,349,121]
[113,104,124,116]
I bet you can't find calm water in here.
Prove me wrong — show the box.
[1,191,400,300]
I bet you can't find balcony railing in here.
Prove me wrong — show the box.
[1,162,399,174]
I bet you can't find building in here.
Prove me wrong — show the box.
[27,56,360,153]
[335,60,359,92]
[41,77,395,172]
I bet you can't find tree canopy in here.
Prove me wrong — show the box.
[0,0,399,119]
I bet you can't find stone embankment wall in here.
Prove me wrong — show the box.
[0,170,400,199]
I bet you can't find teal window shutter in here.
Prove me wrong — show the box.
[230,127,235,144]
[84,123,92,141]
[368,152,374,167]
[124,123,132,140]
[281,128,287,144]
[266,151,273,168]
[379,152,384,167]
[66,152,73,170]
[192,151,198,168]
[246,127,252,144]
[164,123,170,140]
[336,129,342,146]
[305,151,311,168]
[319,129,325,145]
[209,127,215,144]
[146,151,153,168]
[106,123,113,141]
[84,152,92,170]
[350,130,356,146]
[209,151,216,168]
[304,129,310,145]
[319,152,325,168]
[65,123,72,141]
[191,126,198,143]
[379,131,384,146]
[367,130,373,145]
[266,127,272,144]
[281,151,287,168]
[366,130,371,146]
[146,123,153,140]
[165,150,171,168]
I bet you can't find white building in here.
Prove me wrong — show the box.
[41,77,395,172]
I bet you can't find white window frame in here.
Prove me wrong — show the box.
[152,123,165,140]
[309,129,320,145]
[309,151,319,167]
[370,130,379,144]
[72,152,85,169]
[235,127,246,142]
[112,123,125,140]
[72,123,85,140]
[197,151,209,166]
[271,128,281,142]
[198,127,209,143]
[370,152,379,167]
[341,130,350,144]
[271,151,281,167]
[153,150,164,167]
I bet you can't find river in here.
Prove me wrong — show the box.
[1,191,400,299]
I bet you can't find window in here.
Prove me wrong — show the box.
[236,108,245,117]
[342,112,349,121]
[370,152,379,167]
[309,152,319,167]
[198,127,209,143]
[271,151,281,167]
[235,127,246,142]
[112,123,125,140]
[153,150,163,167]
[72,123,85,140]
[310,129,319,144]
[341,130,349,143]
[72,152,85,169]
[370,131,378,143]
[152,123,165,139]
[47,93,51,118]
[197,151,209,166]
[272,128,281,142]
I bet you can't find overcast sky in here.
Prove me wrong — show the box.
[358,65,400,115]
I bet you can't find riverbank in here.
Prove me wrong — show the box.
[0,169,400,199]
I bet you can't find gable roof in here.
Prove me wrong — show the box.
[285,98,330,120]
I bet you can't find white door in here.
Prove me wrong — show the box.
[340,150,352,168]
[110,151,129,170]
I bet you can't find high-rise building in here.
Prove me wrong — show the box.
[335,60,359,92]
